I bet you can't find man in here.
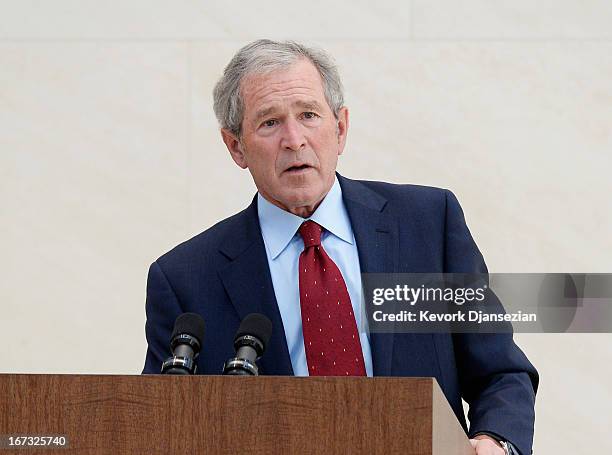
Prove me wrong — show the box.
[143,40,538,455]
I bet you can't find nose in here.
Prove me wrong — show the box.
[280,118,306,151]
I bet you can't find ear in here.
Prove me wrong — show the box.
[336,106,349,156]
[221,128,248,169]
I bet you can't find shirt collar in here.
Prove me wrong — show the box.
[257,176,354,260]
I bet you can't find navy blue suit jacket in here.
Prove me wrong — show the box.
[143,174,538,455]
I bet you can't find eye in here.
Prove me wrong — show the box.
[261,119,278,128]
[302,112,319,120]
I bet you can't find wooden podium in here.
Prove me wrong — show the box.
[0,375,473,454]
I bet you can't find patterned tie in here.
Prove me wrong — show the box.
[298,220,366,376]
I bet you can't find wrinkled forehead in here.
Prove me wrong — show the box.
[239,59,328,114]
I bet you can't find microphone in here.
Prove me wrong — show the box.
[223,313,272,376]
[161,312,206,375]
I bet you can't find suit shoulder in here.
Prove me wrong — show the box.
[354,178,452,208]
[154,206,250,268]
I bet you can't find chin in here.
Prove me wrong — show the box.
[281,187,321,208]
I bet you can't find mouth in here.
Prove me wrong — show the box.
[284,164,313,174]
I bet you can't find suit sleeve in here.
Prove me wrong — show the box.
[444,190,539,455]
[142,260,184,374]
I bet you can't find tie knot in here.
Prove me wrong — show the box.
[298,220,323,248]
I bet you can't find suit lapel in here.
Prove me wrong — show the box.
[218,199,294,376]
[338,174,398,376]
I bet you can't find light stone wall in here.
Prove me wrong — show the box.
[1,1,611,453]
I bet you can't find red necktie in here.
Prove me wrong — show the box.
[298,220,366,376]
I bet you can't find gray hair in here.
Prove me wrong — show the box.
[213,39,344,137]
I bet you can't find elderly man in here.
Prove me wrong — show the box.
[143,40,537,455]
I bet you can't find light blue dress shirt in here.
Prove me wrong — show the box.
[257,177,373,376]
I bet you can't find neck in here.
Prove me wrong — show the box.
[261,189,332,218]
[287,203,321,218]
[259,176,336,218]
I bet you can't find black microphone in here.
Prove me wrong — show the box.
[223,313,272,376]
[161,312,206,375]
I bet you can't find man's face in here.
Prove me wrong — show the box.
[221,59,349,218]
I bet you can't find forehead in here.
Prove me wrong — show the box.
[240,59,327,116]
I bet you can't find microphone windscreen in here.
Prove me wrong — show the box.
[235,313,273,351]
[172,312,206,344]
